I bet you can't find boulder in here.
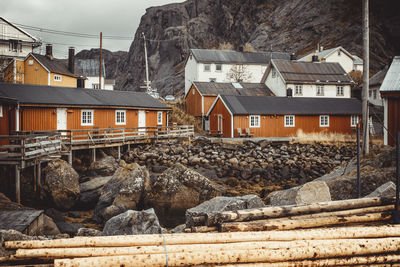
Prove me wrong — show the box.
[38,215,61,236]
[365,181,396,198]
[102,209,161,236]
[266,181,331,206]
[94,163,150,223]
[0,193,23,211]
[55,222,85,237]
[80,176,113,192]
[144,163,225,227]
[169,224,187,233]
[76,228,102,237]
[44,208,66,223]
[78,189,101,209]
[186,195,265,227]
[42,159,80,210]
[89,156,118,176]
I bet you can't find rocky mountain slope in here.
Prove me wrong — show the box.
[78,0,400,96]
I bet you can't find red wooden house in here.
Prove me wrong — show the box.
[207,95,361,138]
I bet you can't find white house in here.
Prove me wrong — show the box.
[367,67,388,107]
[299,46,363,73]
[184,49,289,95]
[75,58,114,90]
[264,59,353,98]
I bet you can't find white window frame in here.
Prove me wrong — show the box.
[81,110,94,126]
[115,110,126,125]
[294,85,303,96]
[336,86,344,96]
[284,115,295,127]
[351,115,359,127]
[204,64,211,72]
[216,64,222,71]
[0,105,3,117]
[271,69,277,78]
[54,75,62,82]
[157,111,163,125]
[249,115,260,128]
[28,59,34,66]
[320,115,329,127]
[316,85,324,96]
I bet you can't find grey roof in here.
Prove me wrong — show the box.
[190,49,289,64]
[75,59,106,77]
[352,55,363,65]
[32,53,85,78]
[299,46,356,62]
[193,82,274,97]
[380,56,400,92]
[0,83,170,109]
[219,95,361,115]
[272,59,353,85]
[369,67,388,87]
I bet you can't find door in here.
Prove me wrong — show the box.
[138,110,146,134]
[217,115,223,135]
[57,108,67,133]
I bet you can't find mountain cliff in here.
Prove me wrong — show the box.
[80,0,400,96]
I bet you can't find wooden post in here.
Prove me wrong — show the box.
[33,164,37,192]
[117,146,121,160]
[127,144,130,152]
[68,151,73,165]
[92,148,96,162]
[15,165,20,204]
[362,0,369,155]
[99,32,102,89]
[37,162,41,189]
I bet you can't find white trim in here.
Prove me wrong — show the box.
[350,115,359,127]
[319,115,330,127]
[54,74,62,82]
[81,109,94,126]
[157,111,163,125]
[201,95,204,116]
[284,115,295,127]
[47,72,50,86]
[249,115,260,128]
[115,110,126,125]
[384,98,388,145]
[0,105,3,117]
[15,104,20,131]
[28,53,51,73]
[231,114,234,138]
[206,95,234,138]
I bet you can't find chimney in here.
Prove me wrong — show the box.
[45,44,53,60]
[290,53,296,61]
[238,45,244,52]
[312,55,319,62]
[68,47,75,74]
[287,88,293,97]
[319,45,324,52]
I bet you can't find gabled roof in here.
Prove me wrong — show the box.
[75,59,106,77]
[192,82,274,97]
[0,83,170,109]
[299,46,359,62]
[369,67,388,87]
[30,53,85,78]
[380,56,400,92]
[0,17,40,46]
[190,49,289,64]
[352,55,363,65]
[271,59,353,85]
[213,95,361,116]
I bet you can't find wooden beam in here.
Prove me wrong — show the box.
[15,165,20,204]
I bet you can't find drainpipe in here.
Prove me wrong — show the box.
[15,104,20,132]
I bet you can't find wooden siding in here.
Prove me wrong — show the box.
[49,73,77,87]
[24,55,49,86]
[208,98,232,138]
[3,62,14,83]
[0,105,11,135]
[186,85,203,117]
[203,96,217,116]
[387,96,400,146]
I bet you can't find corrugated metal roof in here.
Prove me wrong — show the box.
[220,95,361,115]
[32,54,85,78]
[352,55,363,65]
[273,59,352,84]
[380,56,400,92]
[369,67,388,87]
[190,49,289,64]
[193,82,273,96]
[0,83,170,109]
[299,46,362,65]
[75,59,105,77]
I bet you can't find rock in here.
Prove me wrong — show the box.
[67,211,81,218]
[78,189,101,210]
[38,215,61,236]
[55,222,85,237]
[365,181,396,198]
[89,156,118,176]
[152,165,169,173]
[266,181,331,206]
[0,193,23,211]
[228,158,239,165]
[94,163,150,223]
[169,224,187,233]
[186,195,265,227]
[76,228,102,237]
[42,159,80,210]
[44,208,66,223]
[102,209,161,236]
[80,176,113,192]
[145,163,225,227]
[0,229,39,242]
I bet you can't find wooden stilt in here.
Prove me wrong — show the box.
[117,146,121,159]
[127,144,130,152]
[92,148,96,162]
[33,164,37,192]
[37,162,41,189]
[68,151,73,165]
[15,165,20,204]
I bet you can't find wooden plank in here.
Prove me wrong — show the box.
[24,140,61,149]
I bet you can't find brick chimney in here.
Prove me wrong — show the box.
[68,47,75,74]
[45,44,53,60]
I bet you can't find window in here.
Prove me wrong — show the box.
[271,69,277,78]
[373,90,377,99]
[338,50,341,56]
[0,105,2,117]
[92,83,99,89]
[54,75,62,82]
[369,90,372,98]
[284,115,295,127]
[28,59,34,66]
[209,78,216,82]
[204,64,211,72]
[351,115,359,127]
[216,64,222,71]
[115,110,126,125]
[336,86,344,96]
[157,111,163,125]
[81,110,94,126]
[320,115,329,127]
[316,85,324,96]
[249,115,260,128]
[9,40,21,52]
[192,88,195,95]
[294,85,303,96]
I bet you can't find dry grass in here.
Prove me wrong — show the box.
[164,99,204,134]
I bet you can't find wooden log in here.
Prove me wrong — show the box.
[54,237,400,267]
[220,212,391,232]
[191,226,218,233]
[211,197,394,225]
[216,254,400,266]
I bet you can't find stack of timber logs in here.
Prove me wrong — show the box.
[2,197,400,266]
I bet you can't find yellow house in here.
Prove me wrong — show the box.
[3,45,85,87]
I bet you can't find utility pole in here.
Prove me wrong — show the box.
[362,0,369,155]
[142,32,150,94]
[99,32,102,90]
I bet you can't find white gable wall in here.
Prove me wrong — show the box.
[184,56,198,95]
[265,66,286,96]
[325,50,354,73]
[85,76,107,90]
[286,83,351,98]
[0,19,36,58]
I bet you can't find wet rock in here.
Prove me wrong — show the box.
[38,215,61,236]
[80,176,113,192]
[42,159,80,210]
[78,190,101,210]
[366,181,396,198]
[102,209,161,236]
[169,224,187,233]
[55,222,85,237]
[76,228,102,237]
[44,208,66,223]
[89,156,118,176]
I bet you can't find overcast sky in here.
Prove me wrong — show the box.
[1,0,186,58]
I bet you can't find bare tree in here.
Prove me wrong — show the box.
[243,43,255,52]
[226,64,253,82]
